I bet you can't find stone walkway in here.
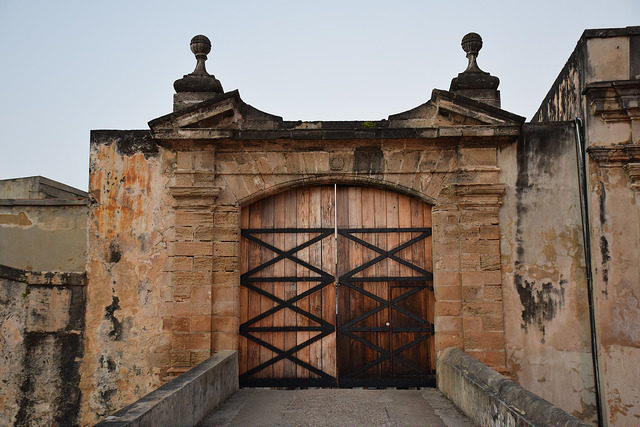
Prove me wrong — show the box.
[198,388,475,427]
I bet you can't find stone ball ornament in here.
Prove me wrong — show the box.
[461,32,483,57]
[190,34,212,57]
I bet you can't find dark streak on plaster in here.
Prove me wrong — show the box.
[99,355,117,373]
[515,275,567,340]
[90,130,158,158]
[514,124,574,339]
[104,296,122,341]
[598,182,610,296]
[599,182,607,226]
[15,333,84,427]
[600,236,610,291]
[108,241,122,264]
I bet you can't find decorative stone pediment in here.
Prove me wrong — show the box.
[388,89,524,128]
[149,87,524,141]
[149,90,283,139]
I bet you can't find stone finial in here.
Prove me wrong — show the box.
[461,32,483,73]
[173,35,223,94]
[449,33,501,107]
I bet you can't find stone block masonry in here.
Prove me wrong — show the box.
[0,264,86,427]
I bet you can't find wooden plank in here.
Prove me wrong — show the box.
[397,195,412,279]
[360,187,377,377]
[283,189,298,378]
[348,186,364,376]
[373,188,390,377]
[336,185,350,379]
[247,200,262,377]
[409,198,427,373]
[308,187,323,378]
[321,185,336,378]
[394,193,411,377]
[272,191,286,379]
[261,194,275,379]
[296,187,310,378]
[239,206,249,375]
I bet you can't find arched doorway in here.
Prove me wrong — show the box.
[239,185,434,387]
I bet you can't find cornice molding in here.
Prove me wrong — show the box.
[584,80,640,122]
[588,144,640,165]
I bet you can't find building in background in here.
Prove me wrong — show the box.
[0,176,88,271]
[0,176,87,426]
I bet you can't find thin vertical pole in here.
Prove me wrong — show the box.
[334,184,338,239]
[335,184,339,315]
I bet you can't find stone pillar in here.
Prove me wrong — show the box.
[165,150,220,377]
[211,204,240,352]
[433,183,506,372]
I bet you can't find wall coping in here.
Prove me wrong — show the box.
[437,348,591,427]
[0,199,88,206]
[0,264,86,286]
[95,351,238,427]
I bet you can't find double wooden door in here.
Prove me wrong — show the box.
[239,186,434,388]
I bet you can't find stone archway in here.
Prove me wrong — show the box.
[165,140,509,379]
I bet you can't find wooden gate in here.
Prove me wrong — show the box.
[239,186,434,387]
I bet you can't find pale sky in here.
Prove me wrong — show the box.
[0,0,638,191]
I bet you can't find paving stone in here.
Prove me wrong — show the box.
[198,388,475,427]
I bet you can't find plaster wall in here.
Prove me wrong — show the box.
[531,27,640,425]
[589,157,640,425]
[0,203,87,272]
[499,123,596,422]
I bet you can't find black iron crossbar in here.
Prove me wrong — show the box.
[337,227,434,380]
[338,228,433,282]
[240,227,336,383]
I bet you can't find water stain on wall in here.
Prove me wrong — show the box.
[514,274,567,341]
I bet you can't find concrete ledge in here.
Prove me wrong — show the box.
[437,348,591,427]
[95,351,238,427]
[0,264,86,285]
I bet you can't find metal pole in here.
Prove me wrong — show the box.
[574,118,605,427]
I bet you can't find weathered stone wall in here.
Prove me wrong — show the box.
[95,351,238,427]
[0,202,87,271]
[0,264,86,427]
[588,143,640,425]
[531,26,640,425]
[79,131,175,425]
[499,122,597,422]
[82,126,515,423]
[437,347,590,427]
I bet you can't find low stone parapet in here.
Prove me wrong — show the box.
[437,348,591,427]
[95,350,238,427]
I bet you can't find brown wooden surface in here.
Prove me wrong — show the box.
[335,187,434,384]
[240,186,433,385]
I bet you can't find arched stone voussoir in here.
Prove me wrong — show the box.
[233,174,440,207]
